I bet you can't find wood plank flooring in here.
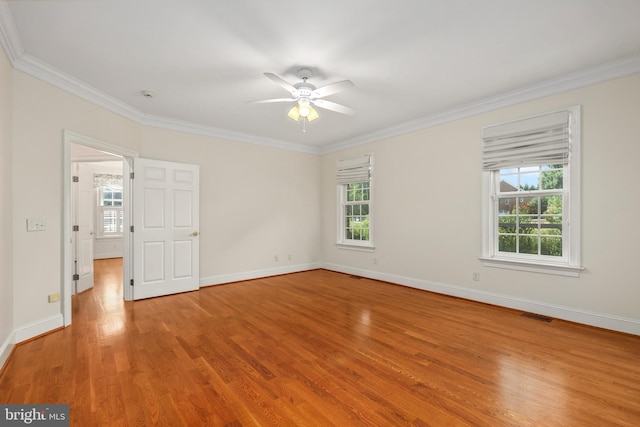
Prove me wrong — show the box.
[1,258,639,426]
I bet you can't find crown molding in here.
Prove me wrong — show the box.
[321,53,640,153]
[140,114,321,154]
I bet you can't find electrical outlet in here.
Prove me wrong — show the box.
[274,255,279,262]
[288,254,292,261]
[373,258,378,265]
[26,218,46,232]
[472,272,480,281]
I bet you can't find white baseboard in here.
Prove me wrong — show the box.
[13,314,64,343]
[321,263,640,336]
[0,332,15,373]
[200,263,322,287]
[93,253,123,260]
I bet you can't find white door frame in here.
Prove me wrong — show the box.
[62,131,138,326]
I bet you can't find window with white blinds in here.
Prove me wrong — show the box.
[482,110,570,171]
[336,154,373,249]
[336,154,372,184]
[480,106,582,276]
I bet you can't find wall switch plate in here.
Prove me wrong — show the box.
[48,292,60,303]
[27,218,46,232]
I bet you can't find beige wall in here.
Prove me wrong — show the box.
[3,41,640,347]
[0,40,14,358]
[11,71,140,328]
[321,73,640,331]
[10,68,321,331]
[138,126,321,281]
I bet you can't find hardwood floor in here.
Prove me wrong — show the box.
[1,259,639,426]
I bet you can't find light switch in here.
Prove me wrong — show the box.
[26,218,46,232]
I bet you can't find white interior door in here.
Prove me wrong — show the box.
[132,158,199,300]
[75,163,94,293]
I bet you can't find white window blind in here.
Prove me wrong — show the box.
[336,154,372,184]
[482,111,570,170]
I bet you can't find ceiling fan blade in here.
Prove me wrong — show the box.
[247,98,296,104]
[263,72,298,95]
[312,99,356,115]
[311,80,355,99]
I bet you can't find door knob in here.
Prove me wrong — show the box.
[191,231,199,237]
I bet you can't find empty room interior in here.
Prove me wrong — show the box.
[1,1,639,425]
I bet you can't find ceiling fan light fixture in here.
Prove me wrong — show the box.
[287,105,300,121]
[306,107,319,122]
[287,104,319,122]
[298,103,312,118]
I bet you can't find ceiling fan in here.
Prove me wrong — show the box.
[251,68,355,130]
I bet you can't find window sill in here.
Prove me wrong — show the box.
[336,243,375,253]
[479,256,583,277]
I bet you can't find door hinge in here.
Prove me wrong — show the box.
[130,279,134,286]
[72,274,80,281]
[72,176,79,182]
[130,225,134,232]
[72,225,79,231]
[130,172,134,179]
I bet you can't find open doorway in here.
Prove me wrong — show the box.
[70,145,123,295]
[63,131,138,326]
[63,131,200,325]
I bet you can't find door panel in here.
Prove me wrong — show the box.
[133,158,199,300]
[76,163,94,293]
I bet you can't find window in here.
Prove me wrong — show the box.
[337,154,373,248]
[95,174,124,238]
[481,106,582,276]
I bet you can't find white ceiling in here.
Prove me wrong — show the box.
[2,0,640,153]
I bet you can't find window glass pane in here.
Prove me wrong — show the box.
[499,235,516,253]
[520,171,539,190]
[352,205,361,215]
[541,165,563,190]
[498,215,516,233]
[541,195,562,215]
[345,205,352,215]
[541,223,562,236]
[518,215,538,234]
[361,204,369,216]
[541,237,562,256]
[500,174,518,191]
[498,197,516,214]
[519,236,538,254]
[519,195,538,214]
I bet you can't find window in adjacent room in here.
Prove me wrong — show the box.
[480,106,582,276]
[95,174,124,238]
[337,154,373,249]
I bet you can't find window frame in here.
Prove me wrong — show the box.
[337,180,374,250]
[480,106,582,277]
[336,154,374,251]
